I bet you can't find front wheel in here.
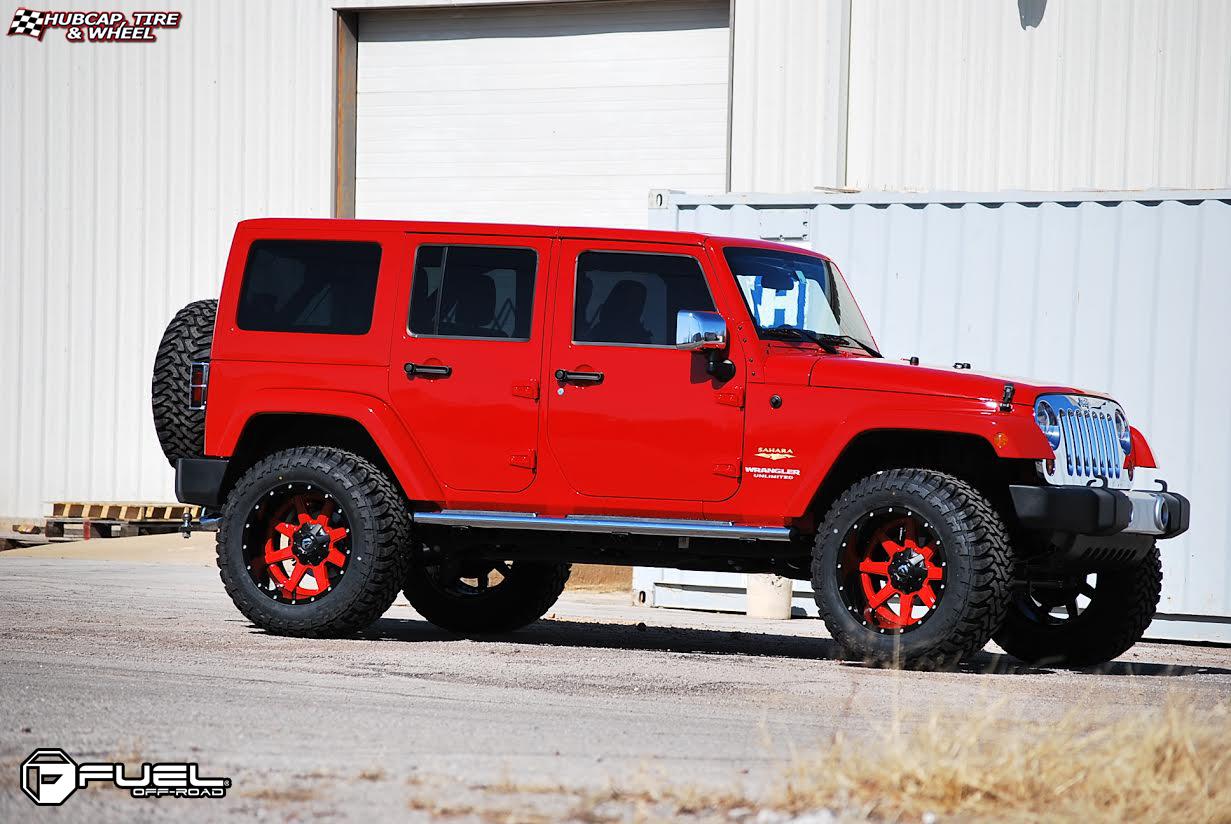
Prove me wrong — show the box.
[403,551,570,634]
[993,546,1162,667]
[812,469,1012,670]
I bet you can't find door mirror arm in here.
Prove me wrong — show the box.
[705,351,737,382]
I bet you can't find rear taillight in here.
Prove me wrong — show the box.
[189,361,210,410]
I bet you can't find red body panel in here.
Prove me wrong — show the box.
[204,218,1144,528]
[1129,426,1157,468]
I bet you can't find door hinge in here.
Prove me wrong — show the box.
[715,386,744,408]
[509,450,537,470]
[712,462,741,478]
[512,379,540,401]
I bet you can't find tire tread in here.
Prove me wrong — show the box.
[216,446,409,638]
[812,468,1012,670]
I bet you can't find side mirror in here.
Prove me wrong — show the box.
[675,310,727,351]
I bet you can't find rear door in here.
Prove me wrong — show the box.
[388,234,551,493]
[545,240,744,502]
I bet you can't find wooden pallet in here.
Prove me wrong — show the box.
[0,503,203,549]
[49,501,199,522]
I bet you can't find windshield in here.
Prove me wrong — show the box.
[722,246,875,351]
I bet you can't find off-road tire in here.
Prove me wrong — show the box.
[217,446,409,637]
[993,545,1162,667]
[404,558,571,635]
[812,469,1012,670]
[152,299,217,465]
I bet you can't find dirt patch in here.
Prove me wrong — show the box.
[565,564,631,594]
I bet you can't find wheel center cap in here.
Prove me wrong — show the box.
[888,549,927,593]
[291,523,329,565]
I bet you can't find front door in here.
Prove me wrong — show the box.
[388,235,551,493]
[546,240,744,502]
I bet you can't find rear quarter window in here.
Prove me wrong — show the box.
[236,240,382,335]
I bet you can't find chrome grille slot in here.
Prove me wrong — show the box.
[1041,395,1129,488]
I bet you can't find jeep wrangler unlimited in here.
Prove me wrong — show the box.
[153,219,1189,669]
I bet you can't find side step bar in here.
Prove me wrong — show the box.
[412,511,794,542]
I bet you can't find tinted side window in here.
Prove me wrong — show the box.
[236,240,381,335]
[409,245,536,340]
[574,252,714,346]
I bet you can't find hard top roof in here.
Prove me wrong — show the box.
[236,217,822,256]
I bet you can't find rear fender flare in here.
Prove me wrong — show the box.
[210,388,443,502]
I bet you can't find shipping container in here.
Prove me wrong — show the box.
[642,189,1231,644]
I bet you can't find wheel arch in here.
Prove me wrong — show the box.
[217,406,442,506]
[806,428,1037,526]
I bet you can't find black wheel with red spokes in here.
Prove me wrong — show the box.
[836,508,947,633]
[241,482,352,605]
[813,468,1012,669]
[217,446,409,637]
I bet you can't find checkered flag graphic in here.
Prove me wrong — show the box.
[8,8,47,39]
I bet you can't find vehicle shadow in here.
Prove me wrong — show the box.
[357,615,1231,679]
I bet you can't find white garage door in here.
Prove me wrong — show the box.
[356,0,730,228]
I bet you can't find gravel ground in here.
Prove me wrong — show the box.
[0,549,1228,822]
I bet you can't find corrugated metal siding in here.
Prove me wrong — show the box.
[728,0,849,191]
[846,0,1231,192]
[0,0,335,518]
[651,192,1231,639]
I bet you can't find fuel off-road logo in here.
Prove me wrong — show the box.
[8,8,181,42]
[20,748,230,806]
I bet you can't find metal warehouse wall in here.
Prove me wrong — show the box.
[730,0,1231,193]
[845,0,1231,192]
[0,1,337,517]
[1,0,1227,520]
[645,192,1231,642]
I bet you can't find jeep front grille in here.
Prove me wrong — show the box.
[1037,394,1131,489]
[1058,407,1120,480]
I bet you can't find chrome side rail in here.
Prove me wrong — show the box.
[413,511,794,541]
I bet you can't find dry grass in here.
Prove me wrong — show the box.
[428,696,1231,823]
[778,695,1231,823]
[564,564,631,593]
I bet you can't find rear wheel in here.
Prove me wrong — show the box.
[993,546,1161,667]
[404,549,570,634]
[217,446,409,637]
[812,469,1012,669]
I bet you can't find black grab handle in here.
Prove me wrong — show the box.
[554,369,604,385]
[404,362,452,378]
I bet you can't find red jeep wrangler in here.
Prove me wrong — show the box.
[153,219,1188,669]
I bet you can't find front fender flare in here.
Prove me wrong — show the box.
[785,400,1053,516]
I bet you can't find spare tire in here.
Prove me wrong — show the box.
[152,299,217,466]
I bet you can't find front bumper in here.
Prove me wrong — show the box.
[1009,484,1190,539]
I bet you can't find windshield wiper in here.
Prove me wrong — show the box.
[816,333,882,358]
[761,325,839,354]
[761,326,882,357]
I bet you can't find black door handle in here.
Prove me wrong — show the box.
[404,362,452,378]
[554,369,604,385]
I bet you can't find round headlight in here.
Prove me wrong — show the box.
[1034,400,1061,449]
[1114,409,1132,454]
